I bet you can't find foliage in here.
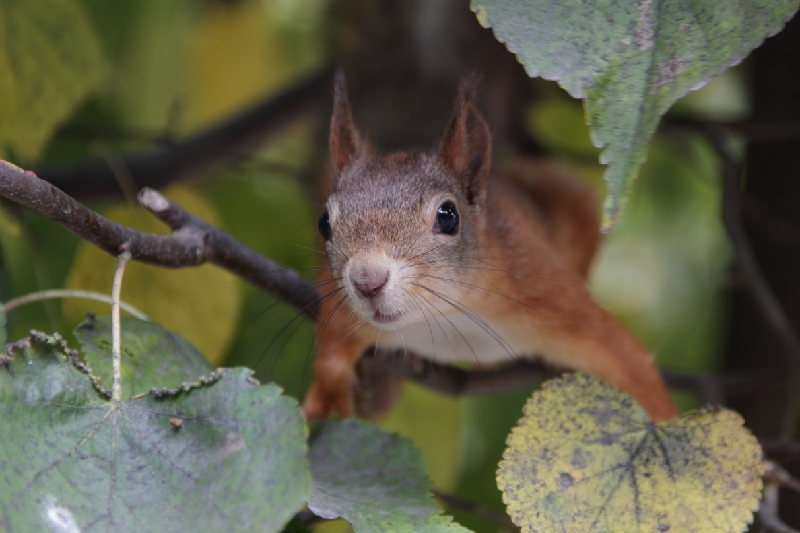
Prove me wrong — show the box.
[308,418,470,533]
[0,0,105,161]
[471,0,799,226]
[0,330,309,532]
[499,373,763,533]
[0,0,788,531]
[74,314,213,398]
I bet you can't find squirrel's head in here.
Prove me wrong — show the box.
[320,72,492,329]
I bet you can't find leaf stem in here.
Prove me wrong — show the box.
[2,289,148,320]
[112,249,132,401]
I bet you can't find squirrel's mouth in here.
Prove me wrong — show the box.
[373,310,404,324]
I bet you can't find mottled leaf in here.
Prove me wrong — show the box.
[0,0,106,160]
[74,315,213,399]
[308,419,471,533]
[472,0,799,226]
[498,373,763,533]
[0,331,309,533]
[64,185,241,365]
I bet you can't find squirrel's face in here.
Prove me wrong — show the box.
[320,154,481,329]
[322,72,492,329]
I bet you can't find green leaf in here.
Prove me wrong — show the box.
[0,0,106,161]
[308,419,472,533]
[74,315,214,399]
[0,331,309,533]
[498,373,763,533]
[472,0,799,227]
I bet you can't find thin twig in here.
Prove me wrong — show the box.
[433,490,519,532]
[36,68,333,197]
[2,289,148,320]
[706,124,800,442]
[111,249,131,401]
[764,460,800,494]
[761,483,800,533]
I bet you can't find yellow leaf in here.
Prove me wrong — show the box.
[63,186,241,365]
[498,373,763,533]
[0,0,105,161]
[187,0,290,129]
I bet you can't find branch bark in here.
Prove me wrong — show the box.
[0,162,321,317]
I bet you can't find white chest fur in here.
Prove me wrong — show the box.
[373,309,548,366]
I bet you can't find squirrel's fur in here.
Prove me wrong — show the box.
[302,73,677,422]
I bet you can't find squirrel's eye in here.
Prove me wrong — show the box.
[319,210,332,240]
[434,201,459,235]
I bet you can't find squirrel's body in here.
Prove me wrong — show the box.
[302,74,677,422]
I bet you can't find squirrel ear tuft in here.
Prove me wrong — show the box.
[330,71,369,175]
[438,75,492,206]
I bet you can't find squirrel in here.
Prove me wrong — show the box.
[301,73,678,423]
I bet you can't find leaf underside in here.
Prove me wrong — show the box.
[0,331,309,533]
[498,373,763,533]
[308,418,472,533]
[471,0,799,227]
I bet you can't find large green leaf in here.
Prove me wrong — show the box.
[472,0,799,226]
[0,0,106,160]
[74,315,213,399]
[498,373,763,533]
[308,419,472,533]
[0,331,309,533]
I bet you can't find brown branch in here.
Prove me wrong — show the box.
[35,68,333,197]
[0,162,320,317]
[706,124,800,442]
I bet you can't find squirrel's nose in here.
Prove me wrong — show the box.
[351,269,389,299]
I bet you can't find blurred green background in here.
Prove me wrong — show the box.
[0,0,744,531]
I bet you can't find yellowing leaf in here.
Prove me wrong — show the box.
[187,0,292,129]
[63,186,241,365]
[0,0,106,161]
[498,373,762,533]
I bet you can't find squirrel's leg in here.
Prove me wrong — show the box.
[302,314,371,419]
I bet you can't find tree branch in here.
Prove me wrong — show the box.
[35,68,333,197]
[0,162,320,317]
[706,124,800,442]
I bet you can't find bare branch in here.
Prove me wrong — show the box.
[706,124,800,442]
[761,483,800,533]
[36,68,333,197]
[0,162,320,318]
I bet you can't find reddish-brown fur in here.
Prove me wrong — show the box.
[302,74,677,422]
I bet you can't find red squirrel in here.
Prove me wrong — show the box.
[302,73,678,423]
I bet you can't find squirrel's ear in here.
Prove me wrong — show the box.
[438,76,492,206]
[330,71,369,175]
